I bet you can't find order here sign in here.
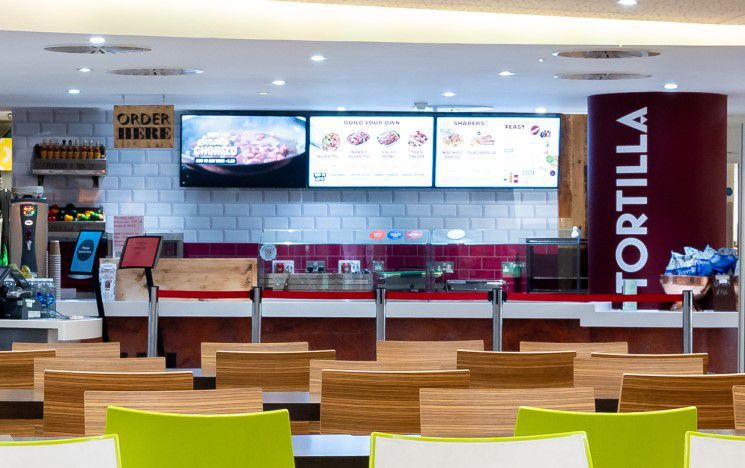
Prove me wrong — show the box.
[114,105,174,149]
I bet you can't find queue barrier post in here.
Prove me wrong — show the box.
[376,287,387,341]
[146,285,160,358]
[252,286,262,343]
[491,285,504,351]
[682,289,694,354]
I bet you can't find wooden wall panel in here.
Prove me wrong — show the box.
[558,114,588,233]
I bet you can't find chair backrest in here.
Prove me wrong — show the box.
[574,354,705,400]
[520,341,628,359]
[43,370,193,437]
[84,388,263,436]
[216,349,335,391]
[685,431,745,468]
[515,406,697,468]
[320,369,470,434]
[0,349,55,389]
[106,407,294,468]
[309,359,442,395]
[457,350,575,388]
[34,357,166,391]
[200,341,308,375]
[376,340,484,369]
[370,431,592,468]
[0,435,120,468]
[419,387,596,437]
[592,352,709,373]
[732,385,745,429]
[13,342,121,359]
[619,373,745,429]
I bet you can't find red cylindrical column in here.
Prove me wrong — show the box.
[587,92,727,294]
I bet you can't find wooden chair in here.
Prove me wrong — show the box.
[12,342,121,359]
[376,340,484,369]
[0,349,55,389]
[592,352,709,373]
[457,350,575,388]
[320,369,470,434]
[216,349,335,391]
[309,359,442,395]
[43,370,193,436]
[419,387,596,437]
[575,353,706,400]
[732,385,745,429]
[34,357,165,391]
[519,341,628,359]
[620,373,745,429]
[201,341,308,376]
[84,387,263,435]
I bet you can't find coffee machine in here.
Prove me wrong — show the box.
[9,187,48,277]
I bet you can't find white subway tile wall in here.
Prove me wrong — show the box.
[12,107,559,243]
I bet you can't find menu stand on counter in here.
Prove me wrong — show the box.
[69,230,108,341]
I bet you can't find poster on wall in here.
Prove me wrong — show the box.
[0,138,12,171]
[113,215,144,257]
[308,115,434,187]
[114,105,174,149]
[180,114,308,188]
[434,116,561,188]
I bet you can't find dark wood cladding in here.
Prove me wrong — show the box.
[105,316,737,373]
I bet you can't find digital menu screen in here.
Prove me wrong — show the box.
[435,116,560,188]
[180,114,308,188]
[309,116,434,187]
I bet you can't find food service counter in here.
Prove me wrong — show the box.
[0,317,102,350]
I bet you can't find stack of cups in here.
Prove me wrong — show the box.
[48,240,62,300]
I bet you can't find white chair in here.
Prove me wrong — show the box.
[0,435,120,468]
[686,431,745,468]
[370,431,592,468]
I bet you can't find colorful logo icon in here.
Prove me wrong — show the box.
[405,230,424,240]
[387,230,404,240]
[530,125,540,135]
[369,230,386,241]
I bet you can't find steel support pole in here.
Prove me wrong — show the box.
[146,286,159,358]
[491,286,504,351]
[376,287,386,341]
[251,286,262,343]
[682,289,694,354]
[739,124,745,372]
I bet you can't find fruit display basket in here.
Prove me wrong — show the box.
[48,204,105,232]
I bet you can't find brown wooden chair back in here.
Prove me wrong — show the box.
[376,340,484,369]
[731,385,745,430]
[43,370,193,436]
[0,349,55,389]
[320,369,470,434]
[216,349,335,391]
[592,352,709,373]
[457,350,575,388]
[620,373,745,429]
[13,342,121,359]
[575,353,706,400]
[34,357,165,391]
[309,359,442,395]
[519,341,628,359]
[84,387,262,435]
[420,386,596,437]
[201,341,308,376]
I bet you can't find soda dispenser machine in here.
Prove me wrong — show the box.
[9,187,48,277]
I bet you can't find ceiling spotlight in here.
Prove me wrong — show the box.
[89,36,106,44]
[67,88,81,95]
[617,0,638,5]
[442,91,456,97]
[498,71,515,77]
[77,67,93,73]
[272,80,286,86]
[535,107,548,114]
[310,55,326,62]
[664,82,679,90]
[538,59,545,63]
[259,91,269,95]
[336,106,348,111]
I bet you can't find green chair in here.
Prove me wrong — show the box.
[685,431,745,468]
[514,406,697,468]
[370,431,593,468]
[0,435,120,468]
[105,407,294,468]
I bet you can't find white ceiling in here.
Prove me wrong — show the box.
[2,31,745,114]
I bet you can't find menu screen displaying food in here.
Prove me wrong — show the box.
[308,116,434,187]
[180,114,308,187]
[435,116,560,188]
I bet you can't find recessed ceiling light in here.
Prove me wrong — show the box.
[77,67,93,73]
[337,106,348,111]
[310,55,326,62]
[617,0,638,5]
[442,91,456,97]
[664,82,679,90]
[88,36,106,44]
[272,80,286,86]
[67,88,80,95]
[538,58,545,63]
[551,52,560,57]
[259,91,269,95]
[498,71,515,77]
[535,107,548,114]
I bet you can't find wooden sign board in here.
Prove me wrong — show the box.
[114,105,174,149]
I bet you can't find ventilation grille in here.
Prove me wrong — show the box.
[556,50,659,59]
[109,68,204,76]
[555,73,652,81]
[44,45,151,55]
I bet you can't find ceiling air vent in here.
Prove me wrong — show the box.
[109,68,204,76]
[44,44,151,55]
[556,50,659,59]
[555,73,652,81]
